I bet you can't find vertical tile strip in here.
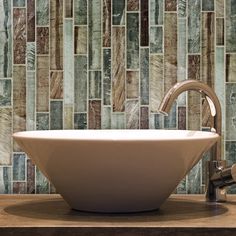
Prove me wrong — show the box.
[150,26,163,54]
[13,153,25,181]
[101,106,111,129]
[89,0,101,70]
[202,0,214,11]
[127,0,139,11]
[74,26,87,54]
[64,19,74,106]
[13,66,26,151]
[150,54,163,112]
[65,0,73,18]
[112,27,125,111]
[74,113,87,129]
[27,0,35,42]
[140,107,149,129]
[13,8,26,64]
[140,48,149,105]
[126,71,139,99]
[164,13,177,92]
[50,71,63,99]
[103,0,111,47]
[216,0,224,17]
[188,0,200,53]
[36,56,49,112]
[27,159,35,194]
[216,18,224,46]
[150,0,163,25]
[89,71,102,99]
[26,71,35,131]
[0,0,12,78]
[74,55,87,112]
[50,101,63,129]
[36,0,49,26]
[226,0,236,52]
[127,13,139,69]
[226,54,236,82]
[126,100,139,129]
[88,100,101,129]
[74,0,87,25]
[165,0,177,11]
[103,49,111,105]
[0,167,12,193]
[201,12,215,87]
[140,0,149,46]
[36,27,49,54]
[112,0,125,25]
[50,0,63,70]
[0,108,12,165]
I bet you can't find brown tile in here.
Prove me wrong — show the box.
[27,0,35,42]
[127,0,139,11]
[165,0,177,11]
[216,0,224,17]
[0,108,12,165]
[126,100,139,129]
[216,18,224,46]
[37,56,49,112]
[89,100,101,129]
[13,8,26,64]
[112,27,125,112]
[50,71,63,99]
[141,0,149,46]
[178,106,186,130]
[37,27,49,54]
[150,54,163,112]
[50,0,63,70]
[126,71,139,99]
[188,55,201,80]
[13,182,26,194]
[140,106,149,129]
[27,159,35,194]
[13,66,26,152]
[164,13,177,92]
[202,12,215,87]
[74,26,87,54]
[103,0,111,47]
[65,0,73,18]
[64,105,73,129]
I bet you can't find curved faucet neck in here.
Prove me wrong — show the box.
[159,80,222,161]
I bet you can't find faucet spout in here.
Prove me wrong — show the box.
[158,80,222,161]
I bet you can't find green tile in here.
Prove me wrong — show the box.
[164,101,177,129]
[36,113,49,130]
[150,26,163,53]
[74,113,87,129]
[36,167,49,194]
[74,55,87,112]
[103,49,111,105]
[187,161,202,194]
[64,19,74,106]
[188,0,200,53]
[140,48,149,105]
[88,0,101,70]
[13,0,25,7]
[226,0,236,52]
[177,18,187,82]
[0,0,12,78]
[226,83,236,140]
[226,54,236,82]
[89,71,101,99]
[154,114,164,129]
[74,0,87,25]
[36,0,49,26]
[0,167,12,194]
[176,177,187,194]
[215,48,225,137]
[27,43,35,71]
[26,72,35,131]
[102,106,111,129]
[0,79,11,106]
[202,0,214,11]
[13,153,26,181]
[127,13,139,69]
[0,108,12,165]
[112,0,125,25]
[150,0,163,25]
[111,113,125,129]
[50,101,63,130]
[178,0,186,17]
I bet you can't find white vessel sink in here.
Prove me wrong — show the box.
[13,129,219,213]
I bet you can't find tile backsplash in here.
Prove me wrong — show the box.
[0,0,236,194]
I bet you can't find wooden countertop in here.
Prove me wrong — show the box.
[0,194,236,236]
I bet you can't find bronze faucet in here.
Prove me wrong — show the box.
[159,80,236,202]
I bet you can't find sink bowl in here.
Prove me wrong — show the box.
[13,129,219,213]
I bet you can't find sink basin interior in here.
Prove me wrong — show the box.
[13,129,219,213]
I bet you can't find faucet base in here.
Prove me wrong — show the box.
[205,160,227,202]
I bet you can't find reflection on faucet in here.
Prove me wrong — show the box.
[159,80,236,202]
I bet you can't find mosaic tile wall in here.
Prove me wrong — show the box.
[0,0,236,194]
